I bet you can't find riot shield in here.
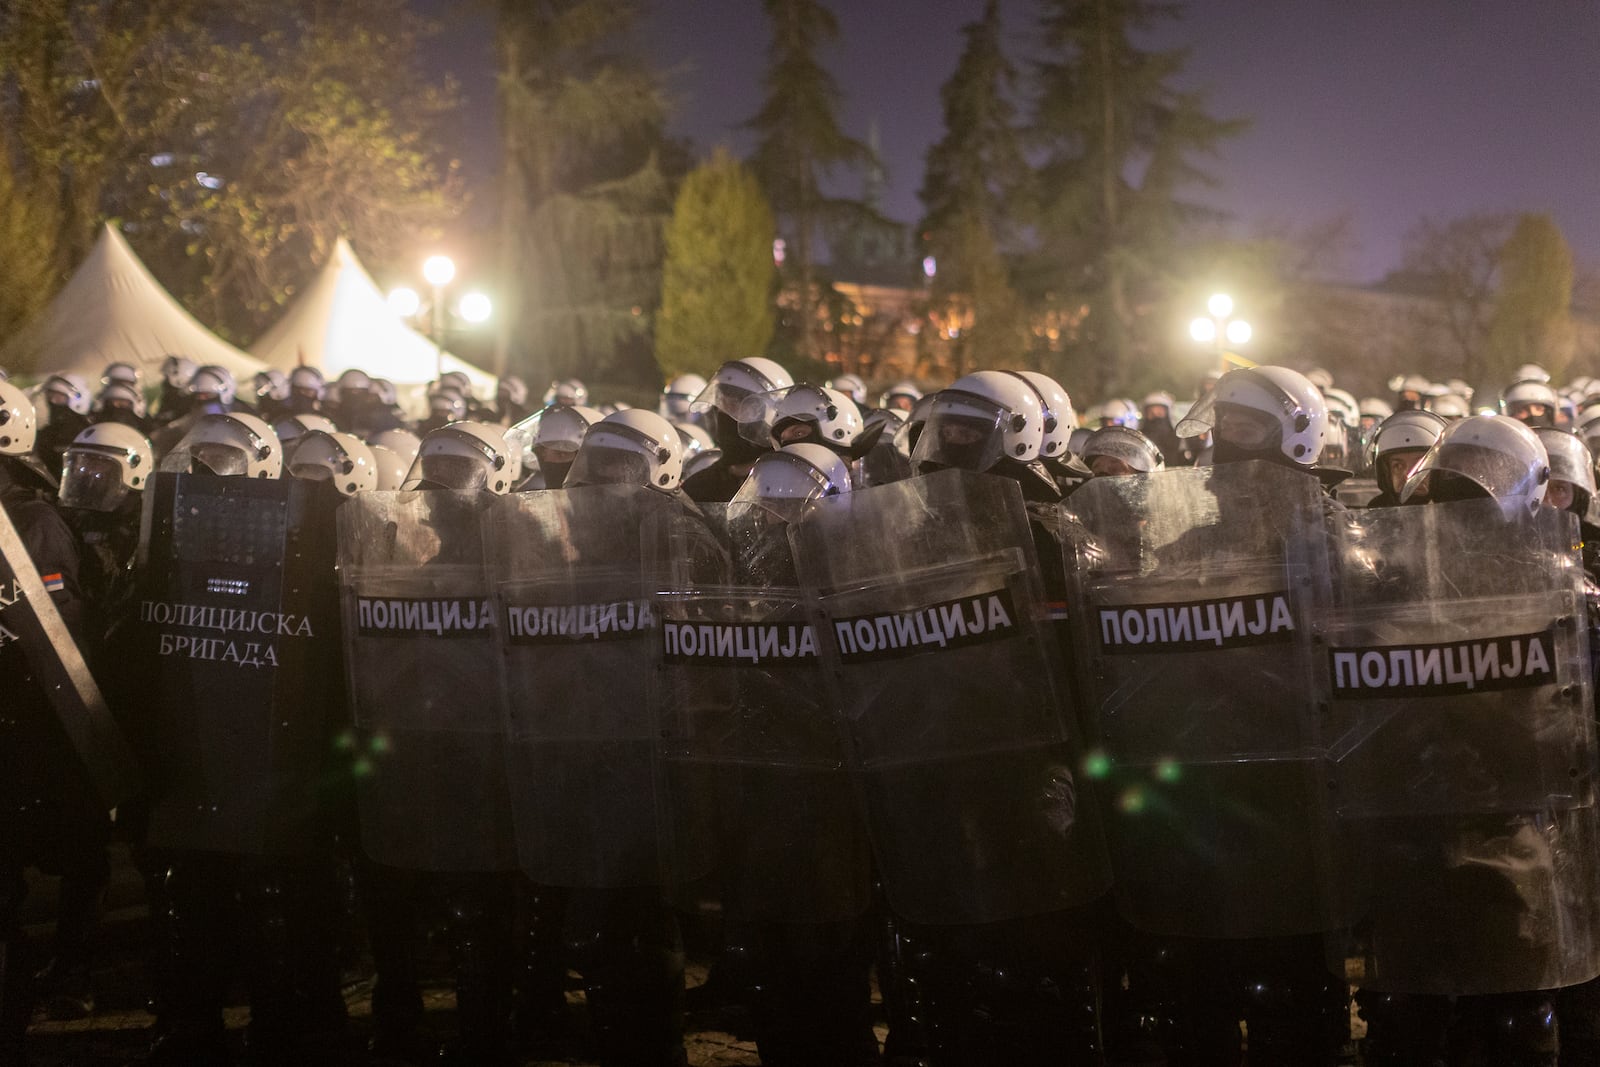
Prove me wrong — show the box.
[1335,476,1378,509]
[791,468,1110,926]
[337,490,516,872]
[484,485,695,888]
[136,472,339,854]
[650,504,873,924]
[0,501,139,811]
[1067,460,1342,939]
[1322,499,1600,994]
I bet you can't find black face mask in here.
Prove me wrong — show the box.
[541,458,573,490]
[710,408,767,464]
[1213,437,1302,470]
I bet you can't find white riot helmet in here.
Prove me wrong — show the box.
[1367,409,1448,498]
[289,430,377,497]
[542,377,588,408]
[253,369,289,404]
[60,422,154,511]
[692,357,795,420]
[404,422,515,494]
[660,373,709,420]
[367,445,411,491]
[190,365,236,410]
[274,413,339,452]
[1175,365,1328,468]
[288,366,325,401]
[102,361,142,389]
[879,380,924,412]
[566,409,684,492]
[912,370,1046,472]
[1501,379,1560,428]
[368,428,422,467]
[95,381,147,419]
[1081,426,1165,476]
[1533,427,1596,518]
[1096,398,1139,429]
[675,422,714,455]
[730,442,853,524]
[1575,404,1600,453]
[1010,371,1078,459]
[371,378,399,408]
[336,368,372,395]
[1514,363,1552,384]
[1430,393,1472,420]
[1402,414,1550,518]
[1321,387,1358,427]
[439,370,475,400]
[497,376,528,408]
[165,412,283,479]
[826,373,868,406]
[748,383,863,451]
[1357,397,1394,431]
[1305,368,1335,390]
[428,389,468,423]
[162,355,197,390]
[44,374,92,416]
[532,404,604,453]
[0,380,38,455]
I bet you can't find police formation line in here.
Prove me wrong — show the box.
[3,355,1600,1067]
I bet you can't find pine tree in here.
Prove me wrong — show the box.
[744,0,874,365]
[1486,213,1575,385]
[495,0,676,392]
[1028,0,1243,397]
[918,0,1030,376]
[657,149,776,379]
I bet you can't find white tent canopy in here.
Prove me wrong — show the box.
[0,224,264,382]
[250,238,497,396]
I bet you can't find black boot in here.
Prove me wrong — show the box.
[144,853,234,1065]
[572,889,687,1067]
[513,879,571,1047]
[879,910,932,1067]
[441,873,514,1067]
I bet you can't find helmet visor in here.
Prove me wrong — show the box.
[1402,441,1548,506]
[59,451,129,511]
[404,452,488,492]
[911,391,1008,472]
[729,452,841,524]
[565,444,651,489]
[188,442,250,477]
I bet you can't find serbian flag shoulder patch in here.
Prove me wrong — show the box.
[1046,600,1070,622]
[40,573,64,593]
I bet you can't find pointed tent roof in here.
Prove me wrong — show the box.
[0,224,264,381]
[249,238,497,394]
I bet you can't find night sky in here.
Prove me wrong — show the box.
[418,0,1600,283]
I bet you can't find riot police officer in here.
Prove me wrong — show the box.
[682,358,794,503]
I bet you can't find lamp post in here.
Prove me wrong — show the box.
[387,256,493,382]
[1189,293,1253,372]
[422,255,457,379]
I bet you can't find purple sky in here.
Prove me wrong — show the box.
[420,0,1600,283]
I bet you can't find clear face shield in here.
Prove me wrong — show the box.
[728,452,842,526]
[404,452,490,492]
[59,450,130,511]
[911,391,1010,473]
[165,441,250,477]
[565,444,652,489]
[1402,441,1549,513]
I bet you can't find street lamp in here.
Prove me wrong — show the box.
[1189,292,1252,371]
[422,256,457,378]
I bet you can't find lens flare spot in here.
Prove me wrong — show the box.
[1085,750,1112,779]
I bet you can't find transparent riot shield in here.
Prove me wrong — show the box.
[484,485,694,888]
[136,472,339,855]
[1322,499,1600,994]
[0,501,139,810]
[791,468,1110,926]
[650,504,873,924]
[338,490,516,872]
[1335,476,1379,509]
[1067,460,1341,939]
